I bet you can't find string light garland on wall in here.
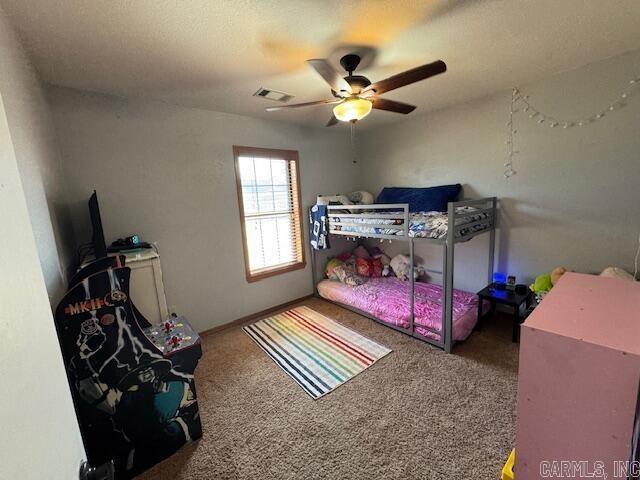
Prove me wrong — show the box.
[504,75,640,178]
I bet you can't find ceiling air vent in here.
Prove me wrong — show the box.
[253,88,294,103]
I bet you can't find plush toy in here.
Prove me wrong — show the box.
[356,257,371,277]
[369,247,389,263]
[389,254,424,281]
[353,245,371,259]
[530,266,568,293]
[325,257,343,280]
[531,273,553,293]
[550,267,567,285]
[356,257,383,277]
[600,266,635,281]
[390,254,409,280]
[377,253,391,277]
[316,194,352,206]
[347,190,374,205]
[333,264,367,286]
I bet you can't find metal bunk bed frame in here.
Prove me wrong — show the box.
[310,197,497,353]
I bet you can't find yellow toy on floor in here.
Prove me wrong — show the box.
[501,449,515,480]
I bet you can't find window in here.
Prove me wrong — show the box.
[233,146,305,282]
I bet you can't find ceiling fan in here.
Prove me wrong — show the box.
[266,54,446,126]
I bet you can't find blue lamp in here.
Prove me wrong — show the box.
[493,272,507,289]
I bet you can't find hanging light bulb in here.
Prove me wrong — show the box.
[333,97,373,123]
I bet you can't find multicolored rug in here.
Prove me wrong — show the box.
[243,305,392,399]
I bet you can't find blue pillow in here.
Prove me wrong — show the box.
[376,184,462,212]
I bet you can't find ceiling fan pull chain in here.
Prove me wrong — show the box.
[350,122,358,164]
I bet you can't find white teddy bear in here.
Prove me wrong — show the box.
[390,254,425,281]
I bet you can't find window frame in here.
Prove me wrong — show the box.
[233,145,306,283]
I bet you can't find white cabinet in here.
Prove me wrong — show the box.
[113,249,168,324]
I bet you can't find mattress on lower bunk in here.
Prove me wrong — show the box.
[317,277,482,342]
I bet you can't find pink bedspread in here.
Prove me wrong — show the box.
[317,277,483,342]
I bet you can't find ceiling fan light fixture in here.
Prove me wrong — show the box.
[333,97,372,123]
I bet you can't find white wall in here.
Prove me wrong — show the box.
[0,90,85,480]
[48,87,361,332]
[0,7,76,303]
[360,49,640,291]
[0,8,85,478]
[47,48,640,317]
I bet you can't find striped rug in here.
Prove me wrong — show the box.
[243,305,392,399]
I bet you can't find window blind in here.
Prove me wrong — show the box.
[234,147,304,281]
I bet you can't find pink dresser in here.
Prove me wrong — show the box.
[515,273,640,478]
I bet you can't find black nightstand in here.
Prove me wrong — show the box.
[477,283,533,342]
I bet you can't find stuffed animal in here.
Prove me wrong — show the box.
[316,194,352,206]
[333,264,367,286]
[368,247,389,262]
[530,266,568,293]
[550,267,567,285]
[365,247,391,276]
[389,254,424,281]
[347,190,374,205]
[600,266,635,281]
[325,257,343,280]
[377,253,391,277]
[356,257,383,277]
[531,273,553,293]
[390,254,409,280]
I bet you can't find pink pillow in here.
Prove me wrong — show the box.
[356,257,371,276]
[356,257,383,277]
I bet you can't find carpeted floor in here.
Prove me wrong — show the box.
[138,298,519,480]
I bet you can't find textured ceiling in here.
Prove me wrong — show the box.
[3,0,640,129]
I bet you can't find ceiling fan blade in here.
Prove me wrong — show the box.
[367,60,447,95]
[326,115,339,127]
[265,99,341,112]
[372,98,416,114]
[306,59,352,94]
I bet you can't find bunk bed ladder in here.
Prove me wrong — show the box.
[487,197,497,285]
[409,238,415,333]
[310,244,319,297]
[443,202,455,353]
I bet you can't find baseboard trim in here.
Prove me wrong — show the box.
[200,294,314,337]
